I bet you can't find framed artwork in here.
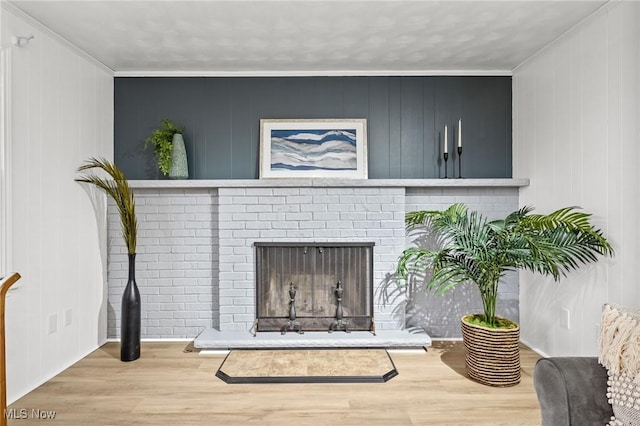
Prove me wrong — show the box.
[259,119,368,179]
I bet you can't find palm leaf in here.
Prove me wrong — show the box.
[76,157,137,254]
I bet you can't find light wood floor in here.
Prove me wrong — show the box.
[9,341,542,425]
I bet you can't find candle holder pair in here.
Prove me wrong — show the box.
[442,147,463,179]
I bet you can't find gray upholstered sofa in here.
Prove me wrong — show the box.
[534,357,614,425]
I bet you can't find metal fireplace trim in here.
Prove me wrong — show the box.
[254,242,375,333]
[254,242,376,248]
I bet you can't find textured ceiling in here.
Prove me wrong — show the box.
[8,0,607,74]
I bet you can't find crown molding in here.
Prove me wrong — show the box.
[115,69,513,77]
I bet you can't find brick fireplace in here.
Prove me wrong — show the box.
[217,185,406,333]
[106,179,526,341]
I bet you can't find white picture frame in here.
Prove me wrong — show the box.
[259,119,368,179]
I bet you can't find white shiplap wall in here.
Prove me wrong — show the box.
[1,4,113,403]
[513,1,640,356]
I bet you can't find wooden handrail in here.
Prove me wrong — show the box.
[0,273,20,426]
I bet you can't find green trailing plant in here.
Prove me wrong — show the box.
[144,119,184,176]
[397,203,613,328]
[76,157,137,255]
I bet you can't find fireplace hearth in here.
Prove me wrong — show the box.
[254,242,374,334]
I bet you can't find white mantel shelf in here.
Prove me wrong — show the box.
[128,178,529,189]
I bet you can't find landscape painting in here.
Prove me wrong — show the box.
[260,119,367,179]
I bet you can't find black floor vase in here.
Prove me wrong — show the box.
[121,253,141,361]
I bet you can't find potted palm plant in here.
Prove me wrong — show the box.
[76,158,140,362]
[397,203,613,386]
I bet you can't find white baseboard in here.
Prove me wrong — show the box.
[519,338,549,358]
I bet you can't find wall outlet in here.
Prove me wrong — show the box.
[48,314,57,335]
[64,309,72,327]
[560,308,570,329]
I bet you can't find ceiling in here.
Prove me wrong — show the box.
[8,0,608,75]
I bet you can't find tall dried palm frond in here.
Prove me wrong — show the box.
[76,158,137,254]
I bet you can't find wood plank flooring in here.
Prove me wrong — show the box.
[8,341,542,425]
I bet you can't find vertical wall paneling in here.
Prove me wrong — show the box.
[422,79,436,178]
[400,78,424,178]
[434,78,454,178]
[229,78,254,178]
[114,76,513,180]
[1,5,113,403]
[513,1,640,357]
[387,77,402,178]
[367,78,391,178]
[0,49,12,276]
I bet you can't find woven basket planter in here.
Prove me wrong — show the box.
[461,314,520,387]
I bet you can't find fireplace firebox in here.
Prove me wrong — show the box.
[254,242,374,333]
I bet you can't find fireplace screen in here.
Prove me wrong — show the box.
[255,242,374,333]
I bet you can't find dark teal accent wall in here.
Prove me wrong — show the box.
[114,76,512,179]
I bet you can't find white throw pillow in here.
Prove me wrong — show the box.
[599,304,640,425]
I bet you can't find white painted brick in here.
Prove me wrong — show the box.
[184,204,213,213]
[353,221,380,229]
[218,220,244,230]
[271,221,298,229]
[258,196,286,204]
[220,306,246,316]
[148,312,174,319]
[159,221,186,230]
[138,222,160,230]
[184,320,211,328]
[233,263,253,272]
[245,188,273,196]
[232,297,254,306]
[257,212,286,221]
[332,204,355,212]
[332,222,354,229]
[185,222,211,229]
[233,314,255,323]
[197,294,213,302]
[286,230,315,238]
[273,188,301,196]
[144,197,172,206]
[232,230,260,239]
[231,280,254,289]
[327,188,355,195]
[301,203,326,212]
[286,195,313,204]
[285,213,313,221]
[273,204,300,213]
[313,212,340,221]
[299,221,326,229]
[233,196,259,205]
[173,312,200,319]
[340,195,366,205]
[247,204,272,213]
[313,195,340,204]
[221,271,250,281]
[185,270,212,278]
[109,185,518,339]
[258,230,287,238]
[159,270,186,278]
[218,204,247,213]
[185,303,211,311]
